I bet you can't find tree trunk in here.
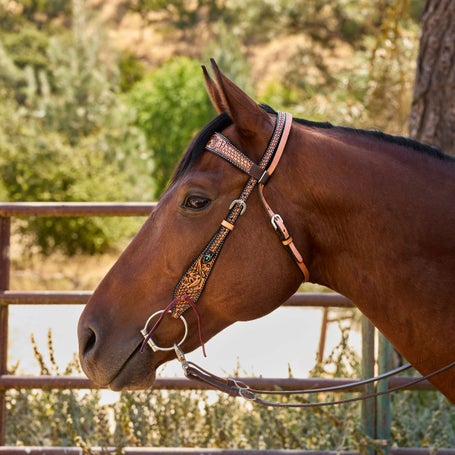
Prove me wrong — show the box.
[408,0,455,155]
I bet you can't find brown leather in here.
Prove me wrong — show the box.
[176,345,455,408]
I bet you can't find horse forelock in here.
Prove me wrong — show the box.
[171,112,233,184]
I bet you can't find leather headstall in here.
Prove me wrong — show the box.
[170,111,309,321]
[141,111,310,356]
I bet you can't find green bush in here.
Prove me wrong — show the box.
[0,123,144,255]
[118,51,147,92]
[127,56,215,197]
[0,4,150,255]
[16,0,72,23]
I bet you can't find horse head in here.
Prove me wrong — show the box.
[78,60,306,390]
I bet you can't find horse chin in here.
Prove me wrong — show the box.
[108,367,156,391]
[106,351,158,391]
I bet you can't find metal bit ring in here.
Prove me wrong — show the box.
[140,310,188,352]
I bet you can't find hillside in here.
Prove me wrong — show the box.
[91,0,356,85]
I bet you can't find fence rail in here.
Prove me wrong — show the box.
[0,202,441,454]
[1,449,455,455]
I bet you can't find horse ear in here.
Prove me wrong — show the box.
[209,58,273,137]
[202,65,225,114]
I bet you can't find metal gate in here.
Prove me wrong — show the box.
[0,203,445,454]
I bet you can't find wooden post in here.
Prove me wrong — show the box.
[361,315,376,454]
[377,333,393,454]
[0,217,10,445]
[317,307,329,364]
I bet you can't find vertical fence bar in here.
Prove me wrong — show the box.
[361,315,376,454]
[317,307,329,363]
[0,217,11,445]
[376,333,393,454]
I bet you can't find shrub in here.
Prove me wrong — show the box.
[127,56,215,197]
[0,3,150,255]
[0,123,144,255]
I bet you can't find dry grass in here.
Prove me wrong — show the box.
[9,233,127,291]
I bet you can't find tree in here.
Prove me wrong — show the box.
[0,1,149,255]
[127,57,214,197]
[408,0,455,154]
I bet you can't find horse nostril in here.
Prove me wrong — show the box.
[80,326,97,357]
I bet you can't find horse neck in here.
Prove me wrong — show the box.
[283,124,455,371]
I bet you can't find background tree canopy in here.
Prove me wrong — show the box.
[0,0,439,255]
[127,57,215,197]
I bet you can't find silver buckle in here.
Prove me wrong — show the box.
[229,199,247,215]
[270,213,283,230]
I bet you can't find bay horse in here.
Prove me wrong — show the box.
[78,60,455,403]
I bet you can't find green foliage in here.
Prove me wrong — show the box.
[223,0,371,45]
[390,390,455,448]
[7,331,102,446]
[29,31,120,144]
[0,117,143,256]
[131,0,227,28]
[0,2,150,255]
[0,25,50,104]
[118,51,147,92]
[1,25,49,70]
[365,0,419,133]
[258,0,419,135]
[18,0,72,23]
[203,21,253,95]
[127,56,215,197]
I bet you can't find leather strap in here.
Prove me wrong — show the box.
[206,112,309,281]
[173,342,455,408]
[206,133,264,181]
[256,114,310,282]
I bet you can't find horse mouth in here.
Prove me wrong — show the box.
[108,342,158,391]
[108,361,157,391]
[79,332,159,391]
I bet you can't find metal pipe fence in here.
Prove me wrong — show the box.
[0,203,439,454]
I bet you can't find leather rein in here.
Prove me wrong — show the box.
[140,112,455,407]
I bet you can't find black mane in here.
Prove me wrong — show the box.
[298,118,454,162]
[172,105,453,184]
[261,105,454,162]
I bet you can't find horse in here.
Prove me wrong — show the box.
[78,60,455,403]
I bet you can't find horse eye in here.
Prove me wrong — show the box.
[183,195,211,211]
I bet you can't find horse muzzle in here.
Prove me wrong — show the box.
[77,311,158,391]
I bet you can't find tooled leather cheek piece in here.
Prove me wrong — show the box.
[141,112,309,356]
